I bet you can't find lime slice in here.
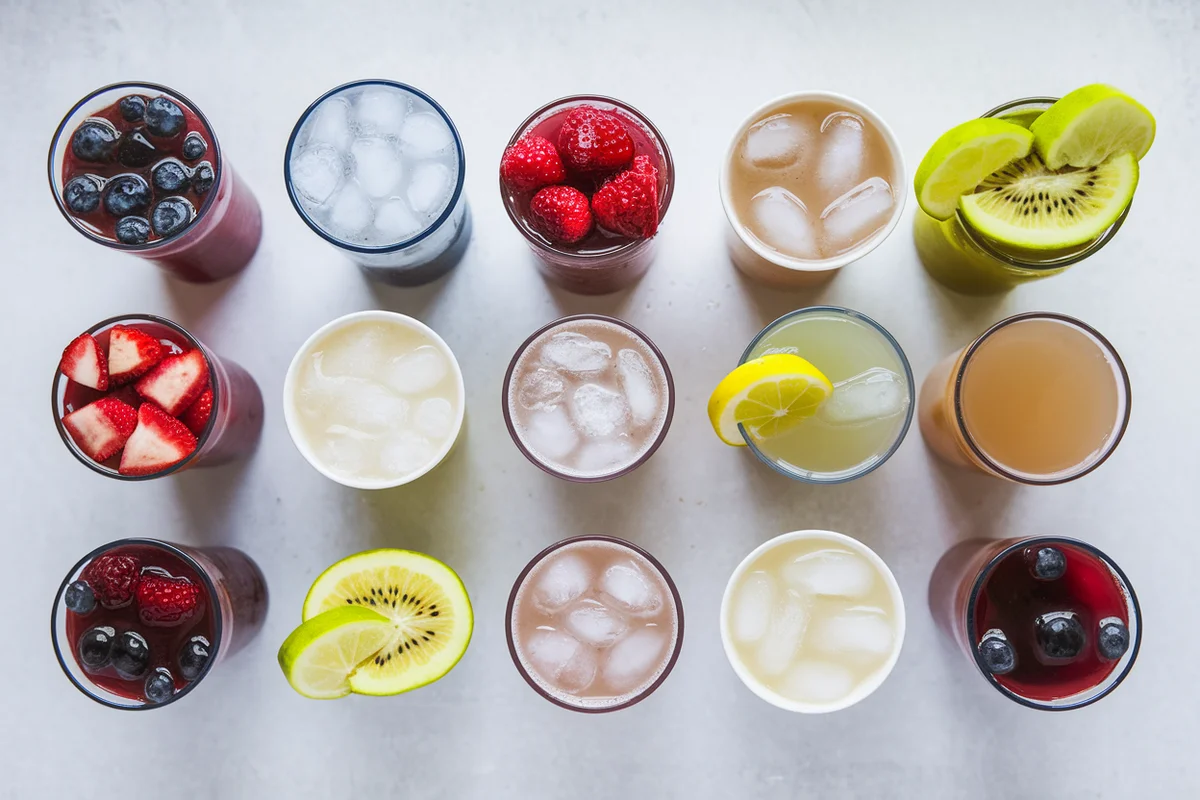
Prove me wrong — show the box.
[914,119,1033,220]
[707,354,834,446]
[1031,84,1155,169]
[278,606,393,699]
[960,151,1137,250]
[303,549,473,696]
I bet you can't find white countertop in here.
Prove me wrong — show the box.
[2,0,1197,796]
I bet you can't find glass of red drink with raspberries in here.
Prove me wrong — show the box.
[48,82,262,283]
[928,536,1141,710]
[500,96,674,295]
[52,539,268,709]
[52,314,263,479]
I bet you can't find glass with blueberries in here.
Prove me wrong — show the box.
[52,539,268,709]
[48,82,262,283]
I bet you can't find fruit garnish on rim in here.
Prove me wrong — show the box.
[707,354,834,446]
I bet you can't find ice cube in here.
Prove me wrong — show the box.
[755,589,809,677]
[812,609,895,662]
[816,112,866,196]
[517,368,566,411]
[326,183,373,238]
[525,629,597,694]
[820,177,895,251]
[350,137,404,198]
[384,345,448,394]
[749,186,820,259]
[782,549,874,598]
[379,430,436,476]
[373,198,424,242]
[399,112,454,157]
[602,627,668,692]
[531,552,591,613]
[523,405,579,461]
[742,113,811,168]
[541,332,612,374]
[819,367,909,426]
[616,349,659,426]
[318,327,390,379]
[571,384,629,438]
[290,143,344,206]
[414,397,456,440]
[564,599,629,648]
[600,560,662,616]
[306,97,353,151]
[338,382,410,434]
[731,570,775,644]
[407,162,454,216]
[760,346,800,356]
[354,88,409,137]
[319,427,374,476]
[574,438,636,474]
[781,660,855,704]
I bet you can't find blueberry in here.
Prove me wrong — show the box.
[117,129,158,168]
[144,668,175,704]
[119,95,147,122]
[151,197,195,238]
[178,635,211,681]
[1035,612,1086,661]
[70,120,119,163]
[144,97,186,138]
[110,630,150,679]
[63,176,102,215]
[191,162,215,195]
[77,626,115,671]
[152,159,190,193]
[1028,546,1067,580]
[115,216,152,245]
[64,579,97,614]
[182,132,207,160]
[102,174,152,217]
[1097,617,1130,660]
[977,629,1016,675]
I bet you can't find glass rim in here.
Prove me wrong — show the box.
[283,78,467,254]
[953,96,1130,271]
[504,534,685,714]
[500,314,676,483]
[952,312,1132,485]
[50,313,221,481]
[498,94,675,261]
[737,306,915,484]
[964,535,1141,711]
[47,81,224,252]
[50,537,225,711]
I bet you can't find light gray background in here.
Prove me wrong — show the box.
[2,0,1196,797]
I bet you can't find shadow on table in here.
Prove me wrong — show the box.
[171,455,258,546]
[923,447,1017,546]
[162,256,254,327]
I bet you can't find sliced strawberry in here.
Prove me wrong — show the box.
[119,403,198,476]
[557,106,634,173]
[501,134,567,192]
[107,325,165,385]
[83,554,141,609]
[59,333,108,391]
[528,185,593,244]
[135,349,209,416]
[180,385,213,436]
[136,574,202,626]
[62,397,138,462]
[592,155,660,238]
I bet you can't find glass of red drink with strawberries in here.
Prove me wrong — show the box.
[48,82,262,282]
[499,95,673,295]
[52,539,268,709]
[52,314,263,479]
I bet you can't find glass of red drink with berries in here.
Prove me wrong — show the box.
[48,82,262,282]
[52,314,263,479]
[499,95,674,295]
[52,539,268,709]
[929,536,1140,710]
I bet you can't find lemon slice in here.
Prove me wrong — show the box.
[708,354,834,446]
[1031,84,1155,170]
[914,118,1033,220]
[277,606,393,699]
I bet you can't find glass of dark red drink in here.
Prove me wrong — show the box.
[929,536,1140,710]
[52,314,263,479]
[499,95,674,295]
[52,538,268,709]
[48,82,262,283]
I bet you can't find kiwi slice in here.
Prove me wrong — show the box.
[303,549,473,696]
[959,151,1137,250]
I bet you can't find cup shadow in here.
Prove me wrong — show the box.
[171,455,257,547]
[162,264,248,328]
[728,257,841,328]
[922,447,1018,546]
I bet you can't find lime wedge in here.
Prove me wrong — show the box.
[278,606,393,699]
[914,119,1033,220]
[707,354,834,446]
[1031,84,1155,169]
